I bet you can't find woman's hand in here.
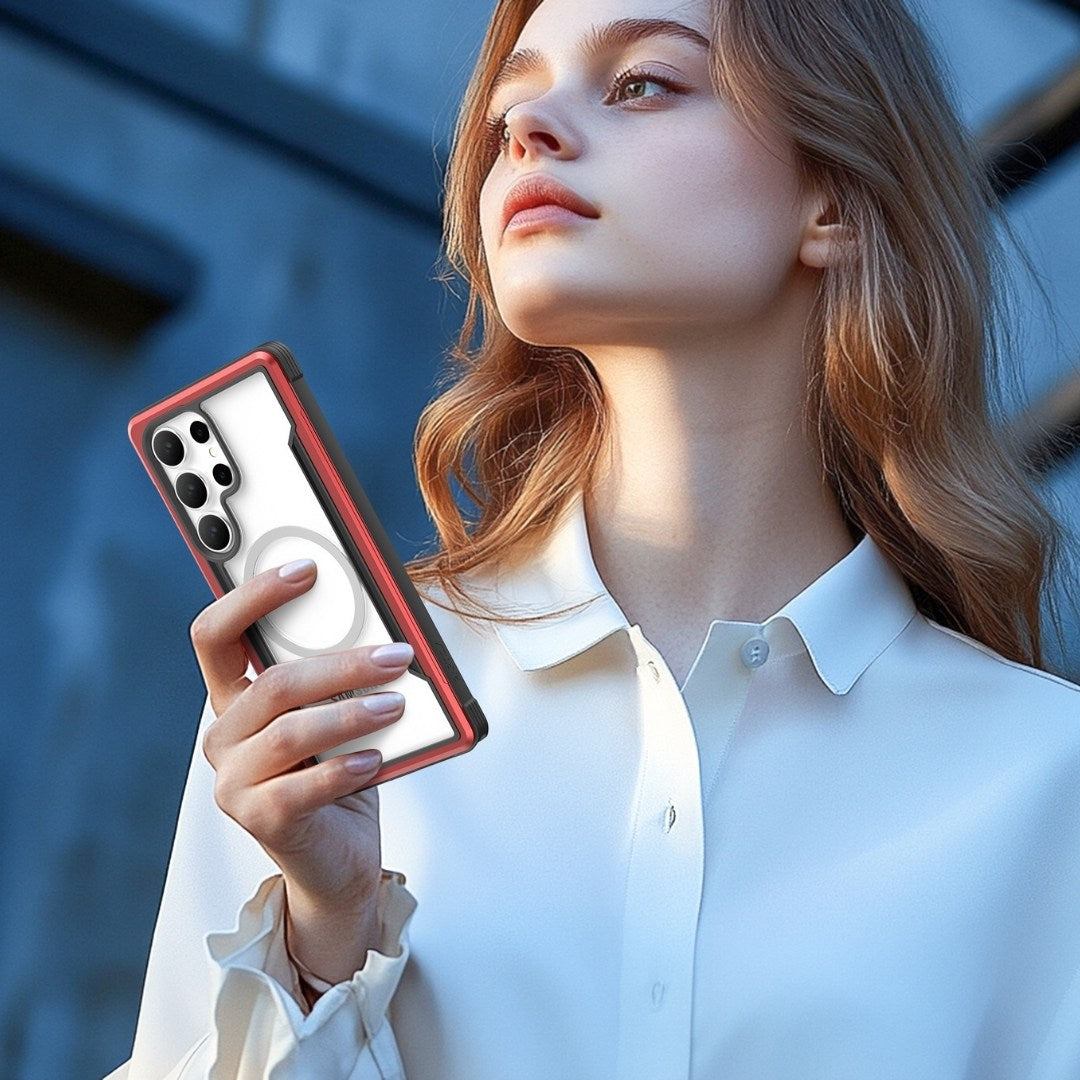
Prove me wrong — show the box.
[191,558,412,985]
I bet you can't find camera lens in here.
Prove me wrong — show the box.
[152,429,184,467]
[175,472,208,509]
[190,420,210,443]
[212,464,233,487]
[198,515,231,551]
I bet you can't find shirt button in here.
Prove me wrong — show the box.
[740,637,770,669]
[651,981,666,1010]
[646,660,661,683]
[663,801,677,833]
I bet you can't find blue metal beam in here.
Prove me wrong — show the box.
[0,0,443,231]
[0,163,198,310]
[1041,0,1080,17]
[982,57,1080,196]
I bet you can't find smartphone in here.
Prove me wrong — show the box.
[129,341,487,785]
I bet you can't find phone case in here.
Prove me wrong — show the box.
[129,342,487,784]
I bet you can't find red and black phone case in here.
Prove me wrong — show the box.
[129,342,487,784]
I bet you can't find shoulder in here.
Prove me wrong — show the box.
[846,614,1080,797]
[894,612,1080,715]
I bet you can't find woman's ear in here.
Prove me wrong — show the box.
[799,198,846,269]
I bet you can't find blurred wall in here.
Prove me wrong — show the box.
[0,1,1076,1077]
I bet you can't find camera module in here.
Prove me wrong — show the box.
[175,472,208,509]
[198,515,231,552]
[212,464,233,487]
[190,420,210,444]
[152,429,184,467]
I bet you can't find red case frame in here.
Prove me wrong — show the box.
[129,342,487,785]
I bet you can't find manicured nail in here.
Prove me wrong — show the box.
[370,642,414,669]
[279,558,316,581]
[343,749,382,775]
[361,692,405,717]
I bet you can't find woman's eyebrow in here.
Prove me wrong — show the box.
[489,17,710,98]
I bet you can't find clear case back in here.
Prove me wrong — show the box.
[130,344,486,782]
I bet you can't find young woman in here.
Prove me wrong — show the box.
[116,0,1080,1076]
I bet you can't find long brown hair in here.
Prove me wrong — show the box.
[411,0,1061,667]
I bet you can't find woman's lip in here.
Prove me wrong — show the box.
[505,204,594,234]
[501,174,600,234]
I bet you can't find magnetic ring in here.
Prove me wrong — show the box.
[244,527,367,655]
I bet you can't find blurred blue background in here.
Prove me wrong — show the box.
[0,1,1077,1076]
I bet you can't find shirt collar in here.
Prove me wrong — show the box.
[472,497,916,694]
[466,498,628,671]
[767,532,916,694]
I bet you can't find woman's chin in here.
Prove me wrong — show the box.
[496,292,626,351]
[504,319,600,352]
[498,307,579,348]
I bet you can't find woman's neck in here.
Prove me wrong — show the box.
[580,317,855,683]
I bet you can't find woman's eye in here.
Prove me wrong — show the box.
[619,78,662,100]
[606,70,679,105]
[484,113,512,153]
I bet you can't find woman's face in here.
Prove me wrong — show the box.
[478,0,818,350]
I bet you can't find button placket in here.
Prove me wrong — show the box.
[620,630,703,1078]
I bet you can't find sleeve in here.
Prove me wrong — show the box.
[116,698,417,1079]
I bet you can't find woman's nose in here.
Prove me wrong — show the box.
[503,100,581,161]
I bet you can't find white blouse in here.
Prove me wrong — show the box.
[114,502,1080,1079]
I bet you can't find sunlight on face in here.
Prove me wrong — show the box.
[478,0,813,351]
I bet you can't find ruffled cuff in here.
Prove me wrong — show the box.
[204,874,416,1077]
[289,871,412,1010]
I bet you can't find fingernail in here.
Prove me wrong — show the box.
[279,558,316,581]
[343,749,382,775]
[361,691,405,717]
[370,642,414,668]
